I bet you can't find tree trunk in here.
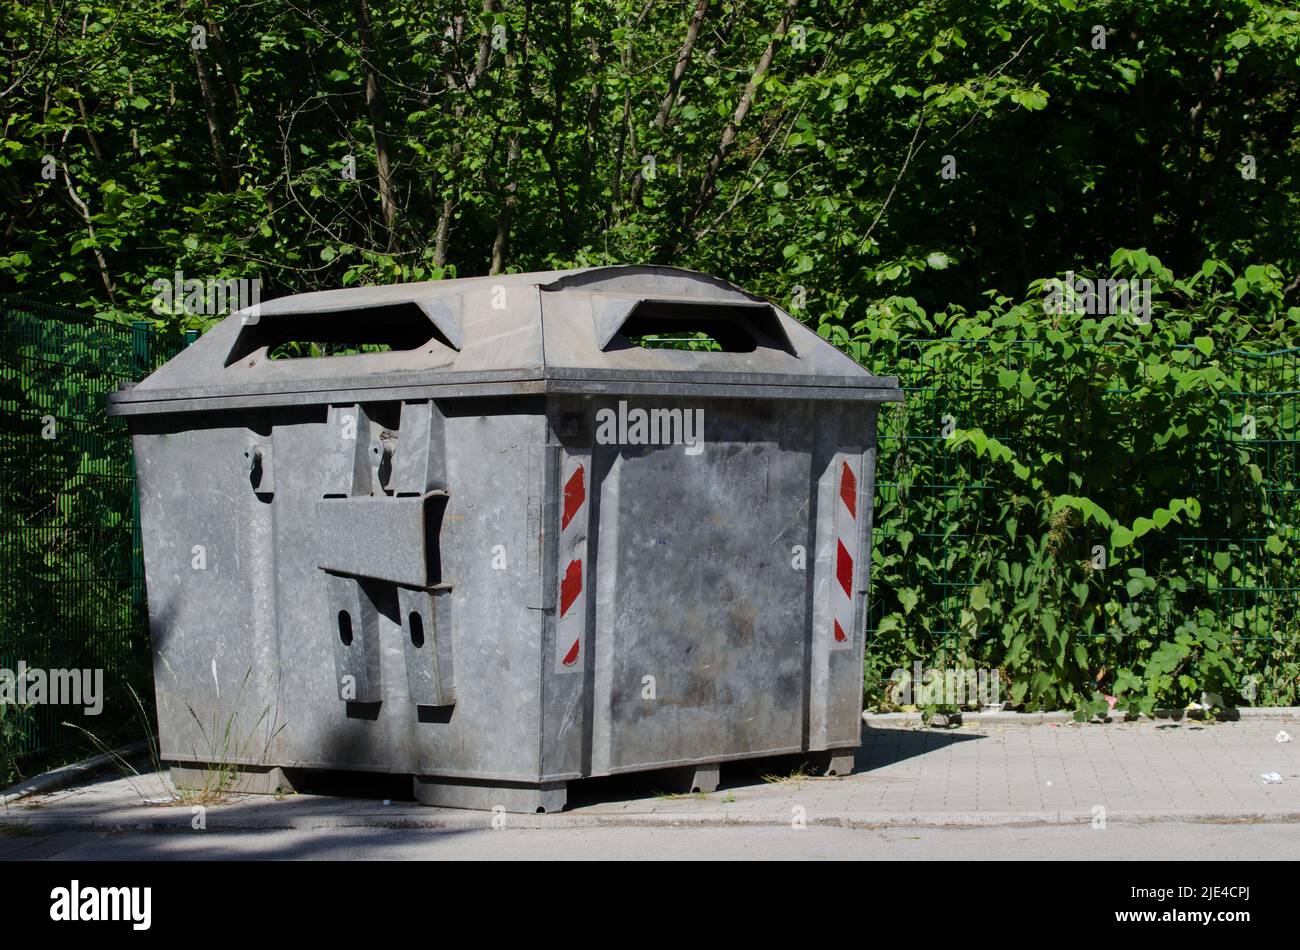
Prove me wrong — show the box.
[75,91,103,161]
[74,16,103,162]
[355,0,399,249]
[688,0,799,226]
[190,43,234,190]
[656,0,709,129]
[434,0,498,268]
[576,35,607,212]
[609,1,655,223]
[490,133,520,275]
[542,2,573,232]
[62,157,115,303]
[629,0,709,208]
[611,80,632,215]
[490,2,531,275]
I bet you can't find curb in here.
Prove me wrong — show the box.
[6,806,1300,834]
[863,707,1300,727]
[0,742,148,808]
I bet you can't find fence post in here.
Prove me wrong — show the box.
[130,319,151,377]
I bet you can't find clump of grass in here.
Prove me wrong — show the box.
[66,666,284,808]
[655,789,715,801]
[760,764,813,785]
[64,682,168,803]
[170,666,285,806]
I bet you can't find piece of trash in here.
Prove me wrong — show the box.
[1045,781,1053,787]
[1201,691,1223,708]
[1260,772,1283,785]
[1103,694,1117,711]
[1276,731,1293,743]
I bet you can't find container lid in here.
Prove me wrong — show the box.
[108,265,902,416]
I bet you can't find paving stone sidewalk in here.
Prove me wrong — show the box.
[3,718,1298,835]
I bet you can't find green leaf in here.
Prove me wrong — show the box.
[1012,88,1048,111]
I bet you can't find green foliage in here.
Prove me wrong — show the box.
[0,700,32,786]
[859,251,1300,716]
[0,1,1296,324]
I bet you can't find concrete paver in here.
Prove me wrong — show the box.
[3,719,1297,835]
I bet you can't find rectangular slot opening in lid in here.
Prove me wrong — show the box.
[224,301,457,366]
[627,329,724,352]
[599,299,796,355]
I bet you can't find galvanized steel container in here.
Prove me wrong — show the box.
[109,266,902,812]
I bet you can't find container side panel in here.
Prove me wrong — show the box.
[416,407,546,781]
[808,406,878,750]
[587,398,812,773]
[133,426,284,767]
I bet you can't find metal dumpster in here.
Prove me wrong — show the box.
[108,265,902,812]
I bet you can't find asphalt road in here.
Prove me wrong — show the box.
[3,820,1298,861]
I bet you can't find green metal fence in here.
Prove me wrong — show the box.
[856,337,1300,705]
[0,296,188,768]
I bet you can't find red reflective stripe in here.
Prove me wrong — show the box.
[833,619,848,643]
[561,638,581,666]
[559,558,583,618]
[839,460,857,519]
[562,464,586,530]
[836,539,853,597]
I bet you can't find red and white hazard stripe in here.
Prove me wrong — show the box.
[555,448,590,672]
[830,456,860,650]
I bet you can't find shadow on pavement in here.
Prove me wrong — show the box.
[855,721,984,772]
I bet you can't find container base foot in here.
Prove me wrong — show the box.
[413,776,567,813]
[169,764,294,796]
[661,763,721,794]
[813,749,858,777]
